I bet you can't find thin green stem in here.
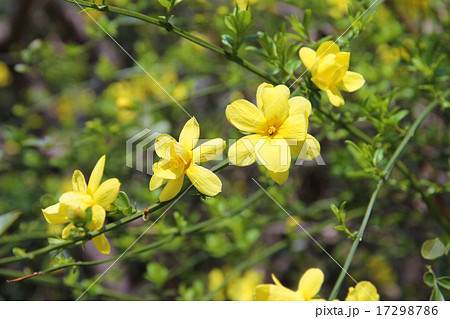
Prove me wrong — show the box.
[328,95,447,300]
[316,104,449,233]
[6,187,262,282]
[0,268,143,300]
[63,0,278,84]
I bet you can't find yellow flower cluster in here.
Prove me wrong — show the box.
[42,155,120,255]
[254,268,379,301]
[41,36,367,268]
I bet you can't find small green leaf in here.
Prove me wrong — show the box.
[436,277,450,290]
[430,285,445,301]
[421,238,446,260]
[423,271,435,288]
[12,247,27,258]
[158,0,171,9]
[0,210,21,236]
[115,191,131,210]
[303,9,311,29]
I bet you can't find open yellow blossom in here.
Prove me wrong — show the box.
[254,268,324,301]
[345,281,380,301]
[226,83,320,185]
[299,41,365,107]
[42,155,121,255]
[150,117,226,202]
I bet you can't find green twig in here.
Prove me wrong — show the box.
[63,0,278,84]
[0,159,229,266]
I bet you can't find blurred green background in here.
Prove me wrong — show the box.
[0,0,449,300]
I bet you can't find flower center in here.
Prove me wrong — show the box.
[268,126,277,136]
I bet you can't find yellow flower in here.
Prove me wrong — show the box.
[327,0,350,19]
[208,268,226,301]
[226,83,320,185]
[208,267,264,301]
[150,117,226,202]
[345,281,380,301]
[254,268,324,301]
[0,61,12,87]
[42,155,121,255]
[236,0,257,10]
[299,41,365,107]
[227,269,265,301]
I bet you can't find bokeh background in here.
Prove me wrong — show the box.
[0,0,449,300]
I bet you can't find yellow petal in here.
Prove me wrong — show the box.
[88,205,106,230]
[179,117,200,151]
[72,170,87,193]
[298,268,324,300]
[268,169,289,185]
[186,164,222,197]
[277,114,307,141]
[255,137,291,173]
[299,47,317,70]
[62,223,74,238]
[149,174,167,191]
[288,96,312,118]
[93,178,121,209]
[254,284,304,301]
[42,203,69,224]
[226,99,267,134]
[59,191,93,210]
[271,273,284,287]
[316,40,340,57]
[316,54,337,81]
[331,64,348,83]
[87,155,106,194]
[259,84,290,128]
[256,82,273,110]
[345,281,380,301]
[326,87,345,107]
[335,52,350,68]
[338,71,365,92]
[290,134,321,160]
[155,135,181,159]
[228,134,260,166]
[154,159,184,179]
[92,233,111,255]
[192,138,226,163]
[159,175,184,202]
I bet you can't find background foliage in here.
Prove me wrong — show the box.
[0,0,449,300]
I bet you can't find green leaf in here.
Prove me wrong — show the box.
[221,34,235,49]
[158,0,171,9]
[0,210,21,236]
[436,277,450,290]
[145,263,170,288]
[430,286,445,301]
[423,271,435,288]
[421,238,446,260]
[12,247,27,258]
[303,9,311,30]
[115,191,131,210]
